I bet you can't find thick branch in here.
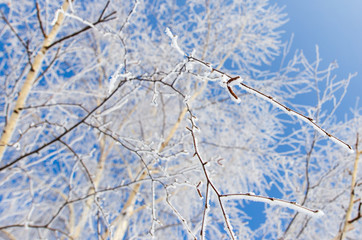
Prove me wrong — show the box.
[0,0,70,162]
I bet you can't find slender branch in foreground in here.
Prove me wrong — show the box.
[187,56,353,152]
[0,80,126,171]
[0,10,27,49]
[220,193,324,217]
[185,104,324,240]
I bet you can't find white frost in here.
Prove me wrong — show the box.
[151,83,159,106]
[108,65,133,94]
[51,9,63,25]
[223,193,324,218]
[165,28,186,56]
[219,74,229,88]
[238,82,352,152]
[94,99,128,117]
[14,142,21,150]
[68,0,75,13]
[108,66,122,94]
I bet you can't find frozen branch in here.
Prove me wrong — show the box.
[185,103,325,239]
[119,0,139,34]
[221,193,324,217]
[47,4,116,49]
[165,27,186,57]
[0,80,127,171]
[187,56,353,152]
[185,105,236,239]
[237,82,353,152]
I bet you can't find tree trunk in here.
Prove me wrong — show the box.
[0,0,70,162]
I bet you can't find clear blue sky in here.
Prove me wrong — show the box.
[276,0,362,120]
[245,1,362,233]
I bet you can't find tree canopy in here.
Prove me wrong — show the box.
[0,0,361,239]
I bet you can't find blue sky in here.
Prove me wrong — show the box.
[244,1,362,233]
[0,1,359,238]
[276,0,362,119]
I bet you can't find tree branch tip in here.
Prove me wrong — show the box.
[227,86,238,100]
[314,210,325,217]
[227,76,240,84]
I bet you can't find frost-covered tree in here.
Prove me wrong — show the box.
[0,0,361,239]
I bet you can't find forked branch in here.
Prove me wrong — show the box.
[0,80,126,171]
[185,105,323,240]
[47,3,116,49]
[0,0,71,162]
[187,56,353,152]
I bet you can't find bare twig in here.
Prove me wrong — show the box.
[0,10,27,49]
[98,0,110,20]
[0,10,33,67]
[348,201,361,224]
[36,1,47,38]
[0,224,73,239]
[34,46,61,83]
[119,0,139,34]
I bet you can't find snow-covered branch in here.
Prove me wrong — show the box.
[185,104,324,239]
[165,27,186,57]
[221,193,324,217]
[186,56,353,152]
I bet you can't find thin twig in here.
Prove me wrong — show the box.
[34,46,61,83]
[47,9,116,49]
[0,10,27,49]
[98,0,110,20]
[119,0,139,34]
[36,1,47,38]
